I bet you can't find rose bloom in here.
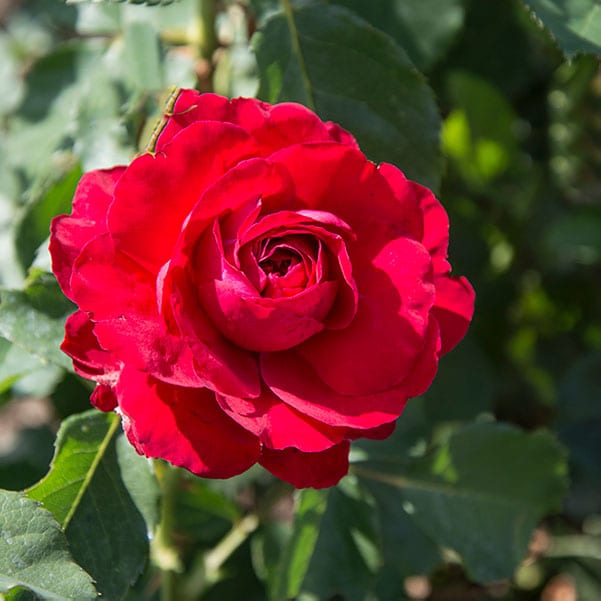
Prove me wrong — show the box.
[50,90,474,488]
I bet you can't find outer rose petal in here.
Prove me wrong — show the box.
[167,265,262,398]
[108,121,259,273]
[268,143,436,395]
[269,143,420,243]
[432,275,475,355]
[297,236,435,395]
[400,317,441,398]
[90,384,118,412]
[216,388,347,452]
[61,310,119,387]
[92,316,207,389]
[376,163,423,242]
[50,167,125,297]
[412,180,451,275]
[70,233,156,320]
[260,442,350,489]
[117,368,261,478]
[155,90,358,155]
[261,351,407,430]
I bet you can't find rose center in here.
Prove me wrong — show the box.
[259,248,299,277]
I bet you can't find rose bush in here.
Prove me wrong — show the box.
[50,90,474,488]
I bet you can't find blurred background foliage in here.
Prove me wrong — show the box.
[0,0,599,600]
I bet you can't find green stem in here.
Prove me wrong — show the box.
[195,0,218,60]
[204,513,260,581]
[152,462,183,601]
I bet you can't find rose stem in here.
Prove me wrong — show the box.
[195,0,218,60]
[152,461,183,601]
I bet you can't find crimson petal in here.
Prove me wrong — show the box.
[50,167,125,298]
[217,388,347,452]
[259,441,350,489]
[118,368,261,478]
[108,121,259,273]
[262,350,407,430]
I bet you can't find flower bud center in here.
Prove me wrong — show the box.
[260,248,298,277]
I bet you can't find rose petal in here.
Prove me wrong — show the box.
[92,315,207,389]
[155,90,354,155]
[155,91,233,151]
[297,236,435,395]
[236,210,358,327]
[261,350,408,430]
[269,143,414,242]
[167,264,262,398]
[117,368,261,478]
[167,157,296,271]
[70,233,156,320]
[108,121,259,273]
[61,310,120,386]
[217,388,347,452]
[377,163,424,242]
[259,441,350,489]
[432,275,475,355]
[50,167,125,297]
[400,317,441,398]
[90,384,118,412]
[325,121,360,149]
[412,180,451,275]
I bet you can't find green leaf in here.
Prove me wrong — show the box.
[253,2,441,189]
[271,482,381,601]
[299,480,381,601]
[332,0,465,70]
[123,21,163,91]
[355,422,569,583]
[0,489,97,601]
[0,273,75,371]
[524,0,601,57]
[442,71,519,186]
[0,343,64,402]
[366,480,441,578]
[269,488,328,601]
[115,434,160,534]
[28,410,157,600]
[15,165,82,272]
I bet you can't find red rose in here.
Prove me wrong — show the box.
[50,90,474,488]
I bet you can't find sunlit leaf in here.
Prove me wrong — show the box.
[297,480,381,601]
[355,423,569,583]
[123,21,163,91]
[28,411,158,600]
[0,489,97,601]
[269,488,328,601]
[0,273,74,371]
[525,0,601,57]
